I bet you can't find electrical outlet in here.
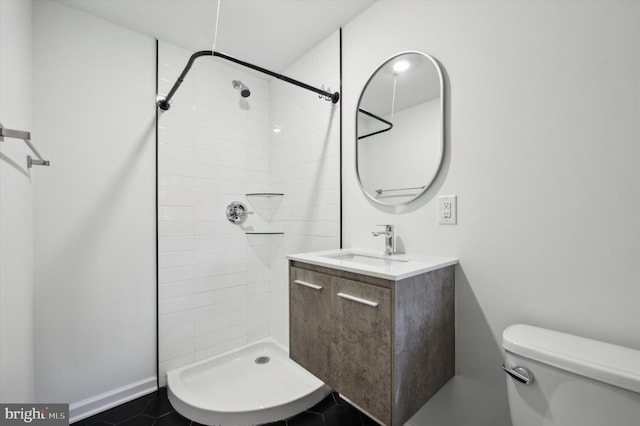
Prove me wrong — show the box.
[438,195,457,225]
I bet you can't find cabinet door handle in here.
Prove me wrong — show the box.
[337,292,379,307]
[294,279,323,291]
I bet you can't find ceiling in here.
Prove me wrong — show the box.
[59,0,375,71]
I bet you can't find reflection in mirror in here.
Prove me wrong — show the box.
[356,51,444,206]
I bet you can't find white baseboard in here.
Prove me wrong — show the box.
[69,376,157,423]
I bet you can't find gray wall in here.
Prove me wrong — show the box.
[0,0,35,402]
[342,1,640,425]
[33,0,156,418]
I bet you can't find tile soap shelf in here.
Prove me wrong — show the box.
[245,192,284,223]
[246,232,284,235]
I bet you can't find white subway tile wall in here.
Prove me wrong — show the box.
[268,32,341,346]
[158,33,340,383]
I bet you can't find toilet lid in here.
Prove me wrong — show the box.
[503,324,640,394]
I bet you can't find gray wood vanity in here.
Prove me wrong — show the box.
[287,249,456,426]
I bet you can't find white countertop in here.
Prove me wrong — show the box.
[287,248,457,281]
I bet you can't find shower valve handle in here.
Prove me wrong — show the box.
[226,201,253,224]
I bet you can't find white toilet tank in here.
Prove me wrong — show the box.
[502,324,640,426]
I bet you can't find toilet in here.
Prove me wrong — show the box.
[502,324,640,426]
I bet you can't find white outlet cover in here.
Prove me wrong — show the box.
[438,195,457,225]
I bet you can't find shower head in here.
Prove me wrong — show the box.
[232,80,251,98]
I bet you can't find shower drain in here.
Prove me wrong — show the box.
[255,356,270,365]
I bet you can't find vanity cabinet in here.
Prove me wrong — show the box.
[331,277,392,423]
[289,267,332,383]
[289,260,455,426]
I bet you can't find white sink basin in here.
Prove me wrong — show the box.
[287,249,457,280]
[322,253,408,267]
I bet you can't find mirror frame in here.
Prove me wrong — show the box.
[355,50,445,206]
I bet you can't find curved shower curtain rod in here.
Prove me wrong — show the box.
[357,108,393,140]
[156,50,340,111]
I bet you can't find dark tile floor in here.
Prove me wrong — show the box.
[73,387,379,426]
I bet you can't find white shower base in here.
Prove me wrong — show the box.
[167,338,331,426]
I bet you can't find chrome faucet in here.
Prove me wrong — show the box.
[372,224,395,255]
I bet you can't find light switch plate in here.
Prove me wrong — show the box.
[438,195,457,225]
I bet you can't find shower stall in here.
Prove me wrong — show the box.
[156,33,341,424]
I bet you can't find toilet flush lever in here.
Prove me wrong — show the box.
[502,364,534,385]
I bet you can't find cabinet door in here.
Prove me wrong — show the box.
[289,267,332,383]
[331,277,392,425]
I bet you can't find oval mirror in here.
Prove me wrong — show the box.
[356,51,444,206]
